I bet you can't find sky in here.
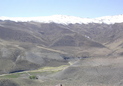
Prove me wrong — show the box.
[0,0,123,18]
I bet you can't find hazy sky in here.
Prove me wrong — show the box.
[0,0,123,18]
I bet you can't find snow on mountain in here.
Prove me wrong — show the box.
[95,14,123,24]
[0,14,123,24]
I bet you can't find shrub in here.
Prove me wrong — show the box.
[29,75,38,79]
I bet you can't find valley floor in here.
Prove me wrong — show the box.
[1,57,123,86]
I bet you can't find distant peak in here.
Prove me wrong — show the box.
[0,14,123,24]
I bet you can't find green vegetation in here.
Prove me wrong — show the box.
[0,73,23,79]
[29,75,38,79]
[0,65,69,86]
[37,65,68,72]
[3,74,19,78]
[0,65,68,79]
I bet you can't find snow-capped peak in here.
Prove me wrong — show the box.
[0,14,123,24]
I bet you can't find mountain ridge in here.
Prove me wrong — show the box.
[0,14,123,24]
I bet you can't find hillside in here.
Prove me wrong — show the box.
[0,15,123,86]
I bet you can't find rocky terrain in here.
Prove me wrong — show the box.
[0,15,123,86]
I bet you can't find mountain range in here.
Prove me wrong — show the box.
[0,14,123,86]
[1,14,123,24]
